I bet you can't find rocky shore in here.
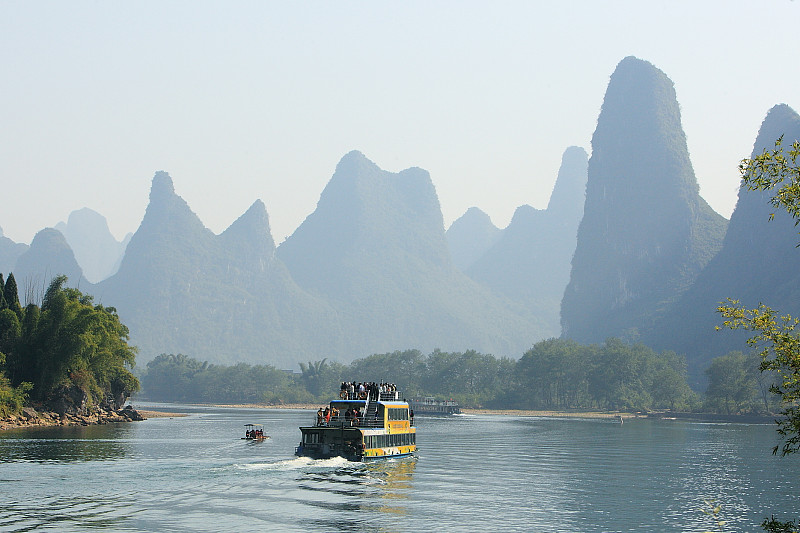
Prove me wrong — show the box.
[0,405,146,431]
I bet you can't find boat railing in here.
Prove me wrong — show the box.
[311,412,384,429]
[338,390,401,401]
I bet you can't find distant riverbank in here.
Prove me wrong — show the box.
[461,408,633,419]
[164,403,635,419]
[131,402,780,424]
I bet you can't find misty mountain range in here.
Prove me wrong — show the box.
[2,56,799,383]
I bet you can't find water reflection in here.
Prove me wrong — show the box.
[0,494,131,531]
[296,457,416,528]
[0,407,794,532]
[0,424,132,463]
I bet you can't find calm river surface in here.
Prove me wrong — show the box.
[1,404,798,532]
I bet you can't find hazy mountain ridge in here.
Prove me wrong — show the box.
[13,228,89,298]
[0,225,29,274]
[93,171,342,369]
[54,207,129,283]
[446,207,501,271]
[647,104,800,382]
[277,150,547,357]
[560,56,728,344]
[452,146,589,338]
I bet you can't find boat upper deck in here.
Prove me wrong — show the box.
[305,383,413,429]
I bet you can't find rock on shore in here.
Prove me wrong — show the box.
[0,405,146,431]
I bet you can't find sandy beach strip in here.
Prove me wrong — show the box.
[461,408,632,419]
[136,410,188,418]
[197,403,320,410]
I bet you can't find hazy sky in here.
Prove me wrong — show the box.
[2,1,798,245]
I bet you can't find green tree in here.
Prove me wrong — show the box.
[515,338,591,409]
[11,303,40,386]
[704,351,759,415]
[649,351,696,411]
[349,349,425,396]
[0,374,31,417]
[0,309,21,371]
[588,339,654,411]
[0,273,6,310]
[3,273,22,318]
[299,358,344,400]
[142,354,208,402]
[26,276,139,409]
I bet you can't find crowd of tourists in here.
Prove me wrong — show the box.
[315,405,364,427]
[339,381,399,401]
[310,381,401,427]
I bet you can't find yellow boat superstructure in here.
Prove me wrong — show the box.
[295,386,417,461]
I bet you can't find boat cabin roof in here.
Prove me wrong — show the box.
[244,423,263,428]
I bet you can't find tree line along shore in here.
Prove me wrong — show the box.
[134,343,783,419]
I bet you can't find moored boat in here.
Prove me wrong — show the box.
[410,396,461,415]
[295,382,417,461]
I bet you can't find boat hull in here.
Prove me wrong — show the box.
[294,443,416,461]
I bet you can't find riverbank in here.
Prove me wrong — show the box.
[136,410,188,419]
[461,408,634,419]
[189,403,320,410]
[129,402,780,424]
[181,403,636,419]
[0,405,153,431]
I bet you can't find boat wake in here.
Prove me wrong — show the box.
[235,455,357,472]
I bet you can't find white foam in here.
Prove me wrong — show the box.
[235,455,358,471]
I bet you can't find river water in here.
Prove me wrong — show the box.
[0,404,797,532]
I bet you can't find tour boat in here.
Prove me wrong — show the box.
[242,423,268,441]
[410,396,461,415]
[295,383,417,461]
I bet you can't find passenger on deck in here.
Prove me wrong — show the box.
[317,408,324,426]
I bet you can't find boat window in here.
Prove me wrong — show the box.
[387,407,410,421]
